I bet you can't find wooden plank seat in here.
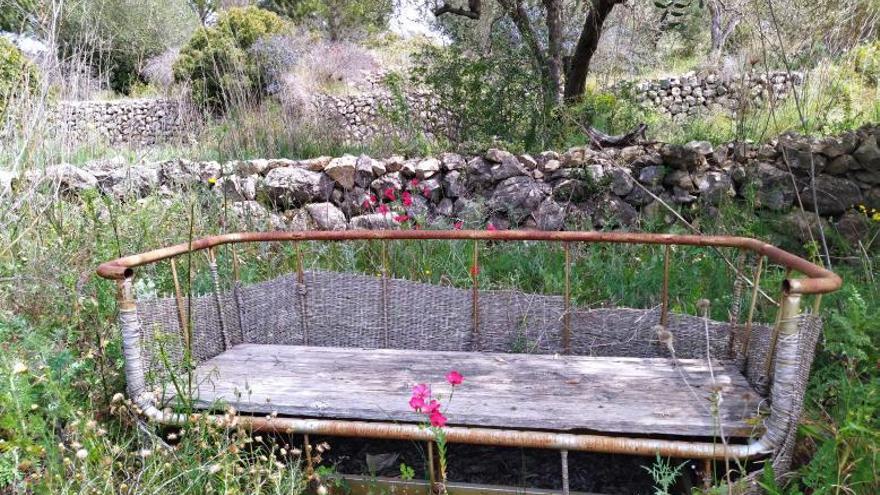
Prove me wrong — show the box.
[180,344,765,439]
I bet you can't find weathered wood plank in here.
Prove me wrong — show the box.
[179,344,764,438]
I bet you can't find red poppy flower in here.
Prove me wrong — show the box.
[487,223,497,231]
[410,178,420,187]
[422,186,431,198]
[470,265,479,277]
[378,204,389,214]
[401,191,413,206]
[409,396,425,412]
[454,221,463,230]
[393,214,410,223]
[383,188,397,202]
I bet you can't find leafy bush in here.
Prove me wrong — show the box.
[0,37,39,115]
[174,6,285,111]
[58,0,198,95]
[412,43,544,152]
[853,40,880,86]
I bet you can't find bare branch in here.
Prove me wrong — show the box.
[432,0,481,19]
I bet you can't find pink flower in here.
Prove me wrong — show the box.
[383,188,397,202]
[454,221,463,230]
[446,370,463,386]
[409,396,425,412]
[424,399,441,414]
[487,223,497,231]
[410,178,420,187]
[394,214,410,223]
[429,411,448,427]
[378,204,389,214]
[369,194,378,204]
[361,199,372,209]
[470,265,479,277]
[401,191,413,206]
[422,186,432,198]
[412,383,431,400]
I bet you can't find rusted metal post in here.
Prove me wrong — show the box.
[660,245,671,327]
[426,441,436,487]
[740,256,764,366]
[295,242,310,345]
[562,242,572,354]
[207,247,231,350]
[727,250,747,356]
[381,240,390,348]
[471,240,480,351]
[169,258,190,351]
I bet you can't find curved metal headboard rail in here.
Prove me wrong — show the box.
[96,230,841,295]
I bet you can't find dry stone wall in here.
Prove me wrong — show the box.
[9,125,879,247]
[50,98,194,146]
[627,70,802,120]
[312,89,456,143]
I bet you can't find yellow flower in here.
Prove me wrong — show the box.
[872,212,880,222]
[207,177,217,185]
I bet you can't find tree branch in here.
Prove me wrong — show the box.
[432,1,481,19]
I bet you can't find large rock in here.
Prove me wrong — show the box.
[214,174,257,202]
[44,164,98,192]
[413,157,441,179]
[815,133,858,158]
[350,213,399,230]
[159,158,202,187]
[776,134,826,173]
[638,165,666,188]
[660,143,702,171]
[489,176,547,221]
[306,202,347,230]
[776,210,832,244]
[263,167,334,207]
[853,135,880,171]
[440,152,466,171]
[354,155,376,188]
[608,167,634,196]
[534,198,566,230]
[442,170,465,198]
[465,156,526,191]
[324,155,358,189]
[801,176,862,216]
[745,162,796,211]
[694,171,735,205]
[229,200,271,228]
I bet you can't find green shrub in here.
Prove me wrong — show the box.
[174,6,285,111]
[853,40,880,86]
[0,38,39,116]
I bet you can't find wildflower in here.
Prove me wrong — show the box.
[208,464,222,474]
[424,400,441,414]
[410,178,420,187]
[422,186,432,198]
[454,221,463,230]
[429,411,448,427]
[402,191,413,206]
[383,187,397,201]
[409,395,425,412]
[446,370,463,386]
[317,485,329,495]
[487,223,497,231]
[470,264,480,277]
[361,199,372,209]
[394,214,410,223]
[378,204,390,214]
[207,177,217,185]
[412,383,431,400]
[12,362,28,375]
[75,449,88,460]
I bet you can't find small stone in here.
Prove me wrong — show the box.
[608,167,634,196]
[414,158,441,179]
[534,198,565,230]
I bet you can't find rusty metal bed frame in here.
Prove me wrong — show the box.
[97,230,841,493]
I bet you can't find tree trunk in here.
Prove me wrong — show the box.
[563,0,621,102]
[708,0,739,60]
[498,0,558,114]
[543,0,563,108]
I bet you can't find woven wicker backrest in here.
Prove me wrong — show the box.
[135,268,804,396]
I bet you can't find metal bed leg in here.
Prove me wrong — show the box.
[560,450,570,495]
